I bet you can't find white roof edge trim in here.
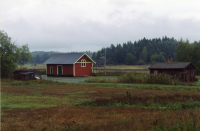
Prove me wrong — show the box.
[74,53,96,64]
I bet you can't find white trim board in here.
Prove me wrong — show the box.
[73,64,75,76]
[57,65,63,75]
[76,62,92,63]
[50,66,53,74]
[74,53,96,64]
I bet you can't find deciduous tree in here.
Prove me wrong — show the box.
[125,53,136,65]
[0,30,32,78]
[176,39,200,75]
[19,44,33,68]
[150,54,166,64]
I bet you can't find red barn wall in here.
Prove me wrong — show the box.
[47,64,57,75]
[47,64,73,75]
[63,64,73,75]
[75,63,92,76]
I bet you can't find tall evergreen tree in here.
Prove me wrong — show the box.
[141,46,148,63]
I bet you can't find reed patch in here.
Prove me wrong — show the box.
[79,91,200,110]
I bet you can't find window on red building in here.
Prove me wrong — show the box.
[81,59,86,67]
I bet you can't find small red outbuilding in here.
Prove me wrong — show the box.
[148,62,196,82]
[43,53,96,76]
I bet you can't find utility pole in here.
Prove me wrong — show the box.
[104,48,106,75]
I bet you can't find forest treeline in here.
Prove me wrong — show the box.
[92,36,178,65]
[30,36,178,65]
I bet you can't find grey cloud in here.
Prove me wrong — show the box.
[107,9,122,19]
[108,1,143,8]
[1,11,200,52]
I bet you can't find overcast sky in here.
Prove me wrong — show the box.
[0,0,200,52]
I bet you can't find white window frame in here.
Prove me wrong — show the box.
[81,59,86,67]
[50,66,53,74]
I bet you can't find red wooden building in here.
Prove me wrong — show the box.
[149,61,196,82]
[43,53,96,76]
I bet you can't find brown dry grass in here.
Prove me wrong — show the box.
[2,106,200,131]
[102,65,149,69]
[1,82,200,131]
[93,65,150,74]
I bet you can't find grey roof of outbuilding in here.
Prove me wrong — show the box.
[43,53,95,64]
[148,62,196,69]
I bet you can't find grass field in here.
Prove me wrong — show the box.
[18,64,46,70]
[21,64,149,70]
[94,65,150,74]
[1,79,200,130]
[94,65,150,69]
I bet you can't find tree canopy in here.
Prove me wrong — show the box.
[176,39,200,75]
[0,30,32,78]
[125,53,136,65]
[93,36,178,65]
[150,54,166,64]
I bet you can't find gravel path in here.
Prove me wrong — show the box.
[47,77,86,83]
[46,76,200,86]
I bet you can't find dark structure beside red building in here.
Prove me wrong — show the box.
[149,60,196,82]
[14,70,37,81]
[43,53,96,77]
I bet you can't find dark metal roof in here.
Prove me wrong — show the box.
[21,72,34,75]
[148,62,196,69]
[14,70,37,73]
[43,53,95,64]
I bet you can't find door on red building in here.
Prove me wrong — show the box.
[58,65,62,75]
[50,67,53,74]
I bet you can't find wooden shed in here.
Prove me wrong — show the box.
[149,62,196,82]
[21,72,36,81]
[14,70,37,80]
[43,53,96,76]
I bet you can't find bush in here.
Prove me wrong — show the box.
[117,72,179,85]
[85,77,117,83]
[195,76,200,81]
[138,60,145,65]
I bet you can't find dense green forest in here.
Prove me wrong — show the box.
[30,36,178,65]
[92,36,178,65]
